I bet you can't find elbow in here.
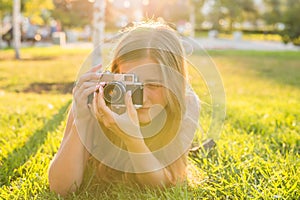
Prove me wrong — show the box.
[140,179,183,190]
[48,164,81,196]
[160,177,185,189]
[136,174,185,189]
[48,173,79,196]
[160,173,187,188]
[49,181,76,197]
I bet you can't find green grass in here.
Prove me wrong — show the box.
[0,47,299,199]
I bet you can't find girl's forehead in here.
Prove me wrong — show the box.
[118,59,164,82]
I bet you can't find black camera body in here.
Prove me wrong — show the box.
[89,72,143,108]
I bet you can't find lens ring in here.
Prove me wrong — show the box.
[103,82,126,104]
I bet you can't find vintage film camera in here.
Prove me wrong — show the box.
[88,72,143,108]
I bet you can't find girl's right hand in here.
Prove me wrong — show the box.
[72,65,102,119]
[92,85,143,144]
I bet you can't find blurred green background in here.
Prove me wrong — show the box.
[0,0,299,199]
[1,0,300,46]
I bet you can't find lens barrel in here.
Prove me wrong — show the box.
[103,82,126,104]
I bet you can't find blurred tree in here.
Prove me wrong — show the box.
[23,0,54,25]
[239,0,258,26]
[220,0,241,31]
[0,0,12,45]
[280,0,300,45]
[52,0,93,28]
[207,1,224,30]
[207,0,258,32]
[48,0,206,32]
[0,0,12,18]
[105,0,119,30]
[92,0,105,66]
[143,0,185,21]
[142,0,206,36]
[52,0,118,29]
[190,0,205,36]
[263,0,300,45]
[263,0,283,25]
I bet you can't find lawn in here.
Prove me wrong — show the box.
[0,47,299,199]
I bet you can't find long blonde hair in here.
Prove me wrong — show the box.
[108,21,188,151]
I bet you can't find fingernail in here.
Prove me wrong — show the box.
[94,85,99,93]
[127,90,132,97]
[99,86,103,94]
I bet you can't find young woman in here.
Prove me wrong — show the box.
[48,21,200,196]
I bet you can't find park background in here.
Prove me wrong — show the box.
[0,0,299,199]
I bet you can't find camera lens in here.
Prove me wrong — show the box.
[103,82,126,104]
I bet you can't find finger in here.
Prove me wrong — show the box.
[92,86,109,120]
[93,91,98,112]
[92,91,102,120]
[73,82,97,95]
[93,85,103,112]
[80,86,98,99]
[97,86,112,116]
[78,81,98,90]
[76,73,100,88]
[74,83,98,105]
[76,73,101,88]
[76,83,99,101]
[88,64,102,73]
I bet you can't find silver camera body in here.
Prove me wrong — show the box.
[99,72,144,108]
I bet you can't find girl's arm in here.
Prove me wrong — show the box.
[48,67,101,196]
[48,108,90,196]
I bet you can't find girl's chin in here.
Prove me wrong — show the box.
[137,115,151,125]
[137,106,164,125]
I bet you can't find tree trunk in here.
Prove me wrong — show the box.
[92,0,106,67]
[13,0,21,59]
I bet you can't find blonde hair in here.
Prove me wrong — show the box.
[107,21,188,151]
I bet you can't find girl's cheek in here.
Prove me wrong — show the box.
[156,91,168,105]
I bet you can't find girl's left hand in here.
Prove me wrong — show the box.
[92,85,143,143]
